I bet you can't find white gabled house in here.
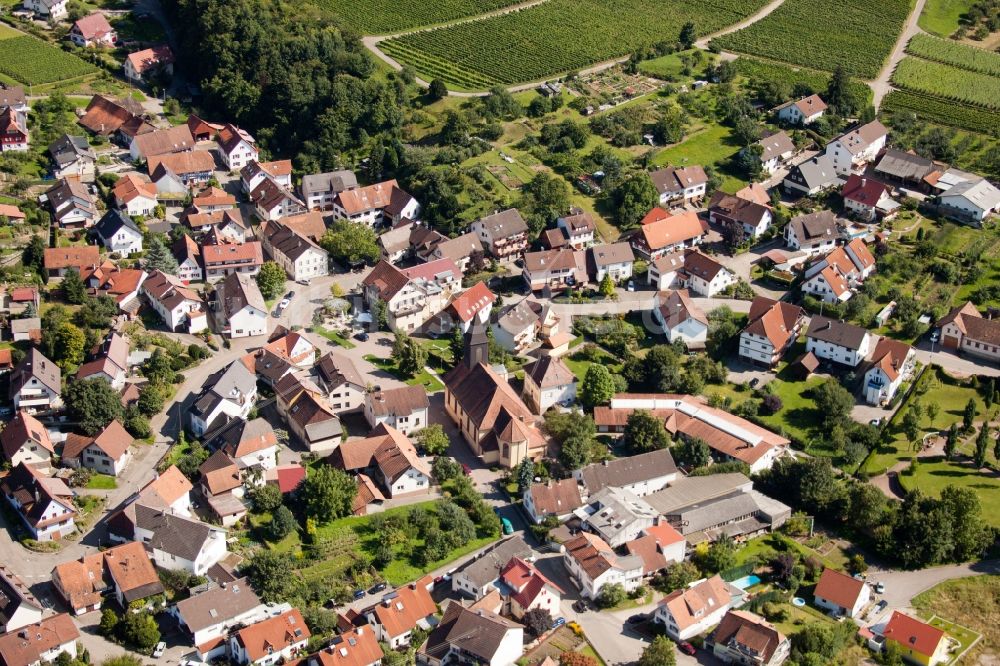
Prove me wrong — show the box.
[864,338,914,405]
[805,316,872,368]
[776,94,826,125]
[93,209,143,256]
[216,124,258,171]
[260,219,329,282]
[188,360,258,437]
[141,270,208,333]
[214,272,268,339]
[654,576,737,641]
[679,250,736,297]
[825,120,888,176]
[562,532,643,600]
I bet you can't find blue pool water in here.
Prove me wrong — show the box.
[730,575,762,590]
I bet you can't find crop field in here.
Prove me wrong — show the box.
[734,57,873,105]
[381,0,771,89]
[0,35,98,85]
[892,57,1000,109]
[906,33,1000,76]
[311,0,522,34]
[713,0,912,78]
[882,90,1000,134]
[918,0,969,36]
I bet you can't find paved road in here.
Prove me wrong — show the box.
[870,0,928,108]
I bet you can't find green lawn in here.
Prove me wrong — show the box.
[364,354,445,392]
[756,375,826,447]
[311,325,356,349]
[650,123,746,193]
[638,49,716,80]
[86,474,117,490]
[912,576,998,665]
[925,615,982,662]
[918,0,969,36]
[0,23,21,39]
[898,460,1000,527]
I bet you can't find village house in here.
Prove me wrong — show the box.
[192,185,237,212]
[201,236,264,280]
[562,532,643,599]
[50,554,107,616]
[198,451,246,526]
[185,209,248,242]
[806,316,873,367]
[650,165,708,205]
[300,170,358,210]
[522,248,587,292]
[260,219,329,281]
[842,175,899,222]
[825,120,889,176]
[23,0,68,17]
[679,250,736,297]
[1,411,55,472]
[149,151,216,194]
[11,318,41,345]
[776,94,826,125]
[625,523,688,576]
[363,578,437,648]
[651,288,708,348]
[783,155,841,197]
[426,280,496,336]
[814,568,871,618]
[708,192,773,239]
[61,421,134,477]
[574,486,659,547]
[216,124,258,171]
[0,87,28,133]
[501,557,563,620]
[141,269,207,332]
[363,386,429,436]
[240,160,292,194]
[589,242,635,283]
[426,231,484,272]
[40,245,98,279]
[755,131,796,174]
[0,614,80,666]
[443,329,547,469]
[213,272,267,339]
[116,503,228,575]
[282,385,342,454]
[875,148,940,191]
[738,297,806,367]
[129,465,192,517]
[574,448,678,498]
[595,394,790,473]
[189,359,258,436]
[1,463,76,541]
[0,106,29,152]
[937,301,1000,362]
[49,135,96,181]
[938,177,1000,226]
[471,209,530,260]
[784,210,842,255]
[332,179,419,227]
[523,478,583,524]
[229,609,310,666]
[451,536,532,600]
[77,95,136,138]
[521,355,576,414]
[801,239,876,304]
[172,235,203,282]
[545,210,596,249]
[0,567,44,632]
[304,628,382,666]
[251,176,306,221]
[203,417,279,479]
[124,45,174,83]
[130,123,193,162]
[69,13,116,47]
[10,348,62,412]
[316,352,368,413]
[880,611,951,666]
[654,575,737,641]
[0,203,25,224]
[174,578,272,662]
[865,337,915,405]
[631,209,709,260]
[75,331,129,389]
[491,299,559,353]
[94,209,143,256]
[362,259,461,332]
[710,610,790,666]
[647,250,686,290]
[419,601,523,666]
[111,173,157,217]
[43,178,98,229]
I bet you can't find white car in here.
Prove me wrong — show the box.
[876,581,886,594]
[626,280,635,292]
[278,298,291,310]
[152,642,166,658]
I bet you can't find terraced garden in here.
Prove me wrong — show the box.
[906,33,1000,76]
[892,57,1000,109]
[0,32,98,86]
[734,57,873,105]
[311,0,523,34]
[381,0,771,89]
[713,0,912,78]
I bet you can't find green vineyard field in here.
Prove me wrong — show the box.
[905,33,1000,77]
[382,0,770,89]
[733,57,872,105]
[882,90,1000,135]
[0,35,98,85]
[892,57,1000,110]
[713,0,911,78]
[311,0,523,34]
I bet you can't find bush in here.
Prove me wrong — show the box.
[596,582,627,608]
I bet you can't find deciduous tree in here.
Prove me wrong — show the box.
[301,466,357,523]
[256,261,286,300]
[624,409,670,453]
[62,267,87,304]
[415,424,450,456]
[580,364,615,409]
[639,636,677,666]
[65,378,124,435]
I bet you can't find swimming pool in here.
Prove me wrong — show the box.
[730,575,762,590]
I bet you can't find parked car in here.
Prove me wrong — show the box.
[501,517,514,535]
[152,642,166,658]
[551,617,566,629]
[626,614,646,624]
[678,642,696,656]
[572,600,588,613]
[297,279,310,286]
[626,280,635,292]
[285,291,296,300]
[369,582,388,595]
[278,298,291,310]
[462,463,472,476]
[875,600,888,613]
[354,332,369,342]
[749,377,760,388]
[353,589,366,600]
[876,581,886,594]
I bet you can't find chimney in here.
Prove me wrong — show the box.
[861,178,867,188]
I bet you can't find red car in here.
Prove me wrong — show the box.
[678,642,696,656]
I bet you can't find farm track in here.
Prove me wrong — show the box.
[364,0,790,95]
[871,0,928,109]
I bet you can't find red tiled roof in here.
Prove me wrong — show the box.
[883,611,945,658]
[814,568,866,611]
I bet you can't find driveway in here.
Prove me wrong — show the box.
[711,237,787,300]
